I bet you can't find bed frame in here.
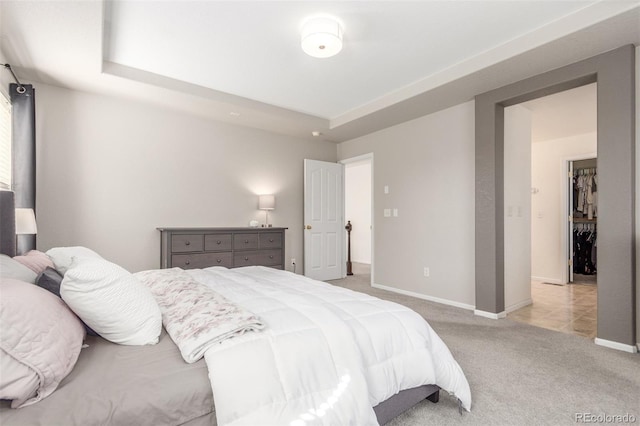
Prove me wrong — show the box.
[0,189,440,425]
[374,384,440,424]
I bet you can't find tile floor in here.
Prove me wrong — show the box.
[507,280,597,339]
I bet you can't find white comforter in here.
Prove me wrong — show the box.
[185,266,471,426]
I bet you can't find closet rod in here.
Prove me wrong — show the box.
[574,167,597,176]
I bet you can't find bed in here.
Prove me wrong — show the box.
[0,190,470,425]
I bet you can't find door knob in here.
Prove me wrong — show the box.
[305,225,312,230]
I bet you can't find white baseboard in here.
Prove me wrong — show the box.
[531,276,564,284]
[371,283,475,311]
[594,338,638,353]
[474,310,507,319]
[505,298,533,313]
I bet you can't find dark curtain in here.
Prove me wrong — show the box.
[10,83,36,254]
[0,190,16,256]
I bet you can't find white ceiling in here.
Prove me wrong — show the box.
[106,0,595,119]
[1,1,639,142]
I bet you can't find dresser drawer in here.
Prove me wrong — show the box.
[234,251,259,267]
[234,234,258,250]
[160,228,286,271]
[172,252,233,269]
[204,234,232,251]
[171,234,203,253]
[259,232,282,249]
[259,249,282,266]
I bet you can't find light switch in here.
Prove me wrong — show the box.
[384,185,389,194]
[393,208,398,217]
[383,209,391,217]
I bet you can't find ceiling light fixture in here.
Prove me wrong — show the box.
[301,16,343,59]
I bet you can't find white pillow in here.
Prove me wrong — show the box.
[45,246,103,275]
[60,257,162,345]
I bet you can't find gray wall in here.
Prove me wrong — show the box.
[338,102,476,308]
[476,45,636,346]
[34,83,337,272]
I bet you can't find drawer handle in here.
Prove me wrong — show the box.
[185,260,190,265]
[269,255,274,259]
[185,241,191,246]
[217,259,222,263]
[244,257,249,261]
[216,240,222,244]
[244,240,249,244]
[269,238,274,243]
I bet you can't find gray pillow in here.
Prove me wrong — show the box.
[35,267,64,297]
[0,254,37,283]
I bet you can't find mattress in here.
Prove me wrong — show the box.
[0,330,214,426]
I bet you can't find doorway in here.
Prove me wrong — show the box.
[568,157,598,286]
[475,45,635,351]
[341,154,373,284]
[507,84,598,339]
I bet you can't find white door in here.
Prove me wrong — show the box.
[304,159,344,280]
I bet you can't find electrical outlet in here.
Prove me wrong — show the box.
[423,267,430,277]
[291,258,296,266]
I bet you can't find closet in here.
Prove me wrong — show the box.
[570,158,597,284]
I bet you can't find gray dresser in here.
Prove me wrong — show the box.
[158,227,287,270]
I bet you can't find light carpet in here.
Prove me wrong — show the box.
[328,264,639,426]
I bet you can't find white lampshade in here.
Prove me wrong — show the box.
[258,195,275,210]
[301,16,343,58]
[15,208,37,235]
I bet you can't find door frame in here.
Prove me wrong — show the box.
[475,46,635,350]
[561,153,597,285]
[339,153,374,284]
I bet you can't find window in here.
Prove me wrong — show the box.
[0,93,11,190]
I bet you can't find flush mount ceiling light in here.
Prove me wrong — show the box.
[301,16,343,58]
